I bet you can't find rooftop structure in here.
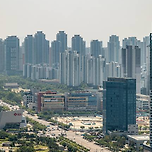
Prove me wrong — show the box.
[4,83,19,89]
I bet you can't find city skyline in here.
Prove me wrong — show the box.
[0,31,150,48]
[1,30,148,94]
[0,0,152,46]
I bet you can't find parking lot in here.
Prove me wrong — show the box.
[53,116,103,130]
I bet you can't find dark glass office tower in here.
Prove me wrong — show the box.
[103,77,136,133]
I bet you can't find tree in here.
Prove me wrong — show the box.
[6,92,15,100]
[8,134,17,141]
[80,126,85,131]
[61,141,67,148]
[139,126,142,131]
[68,145,77,152]
[17,146,35,152]
[88,127,93,132]
[48,142,59,151]
[0,131,9,139]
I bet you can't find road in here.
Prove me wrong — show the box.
[0,100,110,152]
[66,131,110,152]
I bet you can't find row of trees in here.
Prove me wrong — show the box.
[0,105,10,112]
[26,117,46,131]
[59,136,89,152]
[96,135,126,151]
[38,110,99,120]
[84,133,143,152]
[83,133,127,151]
[49,118,70,130]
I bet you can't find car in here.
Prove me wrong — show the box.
[61,133,67,136]
[46,134,51,137]
[64,128,69,131]
[94,142,100,145]
[47,128,51,131]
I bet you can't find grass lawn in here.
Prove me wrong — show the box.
[34,145,49,152]
[0,139,9,144]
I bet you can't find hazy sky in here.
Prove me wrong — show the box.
[0,0,152,46]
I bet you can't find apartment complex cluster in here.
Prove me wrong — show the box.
[0,31,150,95]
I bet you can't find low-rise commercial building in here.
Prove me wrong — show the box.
[127,135,149,151]
[4,83,19,89]
[23,91,34,107]
[136,94,150,111]
[37,91,58,112]
[67,96,88,111]
[66,91,97,111]
[41,93,65,112]
[0,109,26,129]
[128,124,138,135]
[143,142,152,152]
[37,90,98,112]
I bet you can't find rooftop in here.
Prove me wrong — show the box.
[127,135,149,141]
[107,77,136,82]
[4,83,19,87]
